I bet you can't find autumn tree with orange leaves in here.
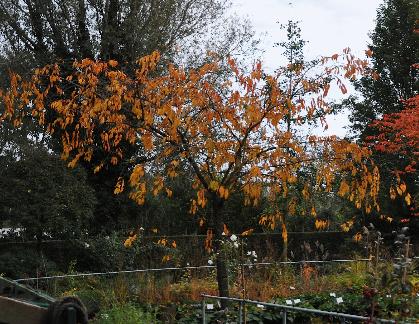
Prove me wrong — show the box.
[369,93,418,175]
[367,89,418,220]
[0,49,380,301]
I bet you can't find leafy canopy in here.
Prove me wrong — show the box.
[0,50,380,226]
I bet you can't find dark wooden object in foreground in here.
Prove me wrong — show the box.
[0,277,82,324]
[0,296,47,324]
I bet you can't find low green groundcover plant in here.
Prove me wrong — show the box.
[93,303,157,323]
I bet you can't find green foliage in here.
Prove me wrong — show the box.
[94,303,157,324]
[361,225,418,320]
[0,141,96,240]
[343,0,419,232]
[73,231,149,272]
[348,0,419,139]
[0,246,57,278]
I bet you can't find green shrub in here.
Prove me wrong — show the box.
[94,303,156,324]
[0,247,57,278]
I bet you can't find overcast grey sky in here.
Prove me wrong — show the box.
[232,0,383,136]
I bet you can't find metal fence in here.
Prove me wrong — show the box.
[200,294,396,324]
[14,258,371,283]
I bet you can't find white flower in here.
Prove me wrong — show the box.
[289,286,296,290]
[386,294,391,298]
[336,297,343,304]
[230,234,237,242]
[186,263,190,266]
[84,242,90,248]
[233,242,239,248]
[285,300,293,305]
[293,299,301,304]
[105,236,110,240]
[222,232,226,236]
[206,304,214,310]
[139,227,144,231]
[329,292,336,297]
[208,260,213,265]
[247,251,252,256]
[257,304,265,309]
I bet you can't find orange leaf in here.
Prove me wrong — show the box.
[108,60,118,67]
[241,229,254,236]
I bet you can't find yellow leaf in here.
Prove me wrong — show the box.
[241,229,254,236]
[94,163,104,174]
[158,238,167,246]
[353,233,362,242]
[405,193,411,206]
[340,220,353,232]
[189,199,198,215]
[124,234,137,248]
[258,215,266,225]
[108,59,118,67]
[315,219,328,231]
[218,186,225,197]
[390,187,396,200]
[281,223,288,243]
[123,239,132,248]
[396,186,403,196]
[338,181,350,197]
[114,177,124,194]
[162,255,171,262]
[171,240,177,248]
[209,180,219,191]
[129,165,145,185]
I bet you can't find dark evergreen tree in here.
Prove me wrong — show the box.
[345,0,418,232]
[348,0,419,140]
[0,121,96,240]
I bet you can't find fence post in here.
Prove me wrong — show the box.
[282,309,287,324]
[67,307,76,324]
[238,301,243,324]
[201,298,206,324]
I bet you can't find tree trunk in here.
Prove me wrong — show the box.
[77,0,93,58]
[211,195,230,308]
[281,240,288,262]
[101,0,120,60]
